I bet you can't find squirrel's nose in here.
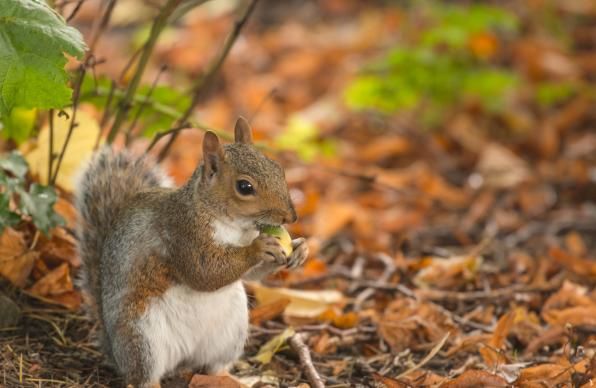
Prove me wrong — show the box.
[283,205,297,224]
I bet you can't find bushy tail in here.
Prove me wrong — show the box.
[75,147,171,325]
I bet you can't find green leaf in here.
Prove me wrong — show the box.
[17,183,64,235]
[0,107,37,144]
[0,150,28,179]
[0,0,87,116]
[0,193,21,233]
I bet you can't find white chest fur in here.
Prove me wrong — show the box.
[139,282,248,380]
[212,218,259,247]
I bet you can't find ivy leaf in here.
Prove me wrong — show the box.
[0,0,87,116]
[17,184,64,235]
[0,193,21,233]
[0,151,28,179]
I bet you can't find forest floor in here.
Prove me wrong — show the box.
[1,0,595,387]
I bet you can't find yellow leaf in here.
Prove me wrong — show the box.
[251,327,295,364]
[250,282,344,318]
[21,108,101,192]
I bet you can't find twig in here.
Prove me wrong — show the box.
[107,0,183,143]
[50,65,86,185]
[86,0,116,54]
[125,65,168,145]
[65,0,85,22]
[146,124,193,152]
[157,0,260,161]
[288,333,325,388]
[395,332,450,379]
[48,109,54,181]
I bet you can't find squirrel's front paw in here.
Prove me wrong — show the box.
[286,238,309,269]
[252,235,287,265]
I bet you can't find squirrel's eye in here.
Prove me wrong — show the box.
[236,179,255,196]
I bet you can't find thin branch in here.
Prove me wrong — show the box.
[396,332,450,379]
[51,65,86,185]
[65,0,85,22]
[48,109,55,182]
[146,123,192,152]
[125,65,168,145]
[288,333,325,388]
[95,80,117,150]
[157,0,260,161]
[87,0,116,54]
[107,0,183,143]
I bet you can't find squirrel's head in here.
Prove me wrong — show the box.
[198,117,297,227]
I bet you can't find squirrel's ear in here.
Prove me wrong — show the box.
[202,131,224,179]
[234,117,253,144]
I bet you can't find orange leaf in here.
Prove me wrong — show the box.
[28,263,73,297]
[516,363,572,387]
[441,370,507,387]
[189,374,241,388]
[0,228,26,261]
[468,32,499,60]
[249,298,290,325]
[372,373,408,388]
[0,251,38,288]
[479,310,515,367]
[549,246,596,279]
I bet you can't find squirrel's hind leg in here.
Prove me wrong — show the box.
[111,318,164,388]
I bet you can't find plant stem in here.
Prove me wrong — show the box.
[157,0,260,161]
[48,109,54,182]
[106,0,182,143]
[51,65,86,185]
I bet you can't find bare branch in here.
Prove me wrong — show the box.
[157,0,260,161]
[288,333,325,388]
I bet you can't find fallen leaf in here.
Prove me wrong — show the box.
[38,227,80,268]
[318,308,359,329]
[372,372,408,388]
[479,311,515,367]
[28,262,73,297]
[22,107,101,192]
[476,143,530,189]
[413,255,482,289]
[358,136,411,162]
[252,327,295,364]
[0,251,38,288]
[312,202,358,239]
[542,305,596,326]
[515,363,572,387]
[549,246,596,279]
[441,370,508,387]
[53,198,78,230]
[249,297,290,325]
[250,283,344,319]
[0,228,26,261]
[188,374,242,388]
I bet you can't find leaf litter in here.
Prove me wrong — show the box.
[1,0,596,387]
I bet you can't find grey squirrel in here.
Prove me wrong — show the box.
[75,118,308,387]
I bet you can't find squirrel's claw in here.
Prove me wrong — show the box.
[287,238,308,269]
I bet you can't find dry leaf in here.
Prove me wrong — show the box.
[28,263,74,297]
[441,370,508,387]
[479,311,515,367]
[249,298,290,325]
[515,363,572,387]
[372,373,408,388]
[188,374,242,388]
[476,143,530,188]
[312,202,358,239]
[0,228,26,261]
[414,255,482,289]
[38,227,80,268]
[0,251,38,288]
[549,246,596,279]
[250,283,344,319]
[252,327,295,364]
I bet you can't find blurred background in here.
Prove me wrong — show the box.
[0,0,595,386]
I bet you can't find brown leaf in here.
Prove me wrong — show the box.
[549,246,596,279]
[249,297,290,325]
[312,202,358,239]
[515,363,572,387]
[0,251,38,288]
[38,227,80,268]
[188,374,241,388]
[372,372,408,388]
[28,263,73,297]
[440,370,508,387]
[54,197,77,230]
[45,290,82,311]
[358,136,411,162]
[479,311,516,367]
[542,305,596,326]
[379,298,456,352]
[0,228,26,261]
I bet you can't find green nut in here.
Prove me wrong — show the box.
[260,225,293,256]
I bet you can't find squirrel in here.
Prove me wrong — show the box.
[75,117,308,388]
